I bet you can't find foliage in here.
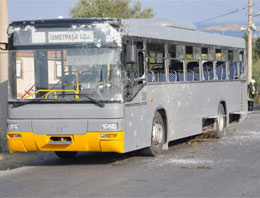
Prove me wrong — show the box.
[243,33,259,63]
[70,0,154,19]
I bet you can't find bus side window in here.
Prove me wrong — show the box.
[228,50,237,80]
[216,62,226,80]
[203,61,214,80]
[229,62,236,80]
[216,49,223,61]
[187,61,200,81]
[138,51,144,78]
[186,46,193,59]
[147,43,165,83]
[126,63,138,79]
[202,48,208,60]
[239,51,244,75]
[168,60,184,82]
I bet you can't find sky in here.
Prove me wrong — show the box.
[7,0,260,27]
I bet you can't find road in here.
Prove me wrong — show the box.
[0,112,260,197]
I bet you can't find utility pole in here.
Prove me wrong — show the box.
[0,0,9,152]
[248,0,253,82]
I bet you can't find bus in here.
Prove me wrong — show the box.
[6,18,247,158]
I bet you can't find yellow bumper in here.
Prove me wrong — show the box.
[7,131,124,153]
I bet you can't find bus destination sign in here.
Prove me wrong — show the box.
[31,31,94,44]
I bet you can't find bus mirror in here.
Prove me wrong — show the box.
[126,45,137,64]
[0,42,8,50]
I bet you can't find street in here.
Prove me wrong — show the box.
[0,112,260,197]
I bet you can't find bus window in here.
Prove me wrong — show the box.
[176,45,185,59]
[233,51,240,78]
[203,61,214,80]
[216,62,226,80]
[134,42,145,78]
[168,60,184,82]
[228,50,233,61]
[186,46,193,59]
[148,43,165,83]
[202,48,208,60]
[168,45,176,59]
[148,58,165,83]
[208,48,215,61]
[239,62,244,75]
[216,49,222,61]
[138,51,144,78]
[187,61,200,81]
[148,43,165,58]
[229,62,237,79]
[126,62,138,80]
[239,51,244,75]
[194,47,201,60]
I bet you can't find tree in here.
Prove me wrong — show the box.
[255,37,260,59]
[243,33,259,63]
[70,0,155,19]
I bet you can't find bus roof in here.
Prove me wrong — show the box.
[121,19,245,49]
[9,18,245,49]
[9,18,120,27]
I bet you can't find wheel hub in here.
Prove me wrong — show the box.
[152,122,163,145]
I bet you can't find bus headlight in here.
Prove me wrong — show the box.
[8,123,20,131]
[101,123,118,131]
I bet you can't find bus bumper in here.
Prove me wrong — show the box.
[6,131,124,153]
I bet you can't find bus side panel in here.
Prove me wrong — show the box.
[124,80,247,153]
[147,83,203,141]
[124,86,153,152]
[125,79,247,153]
[144,81,246,143]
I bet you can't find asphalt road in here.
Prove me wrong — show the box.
[0,112,260,197]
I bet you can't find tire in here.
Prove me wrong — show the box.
[142,111,165,156]
[54,151,78,159]
[216,104,226,137]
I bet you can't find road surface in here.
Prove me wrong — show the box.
[0,112,260,197]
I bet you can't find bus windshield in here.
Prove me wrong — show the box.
[8,22,123,103]
[9,48,123,103]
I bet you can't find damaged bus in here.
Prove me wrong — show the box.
[6,18,247,158]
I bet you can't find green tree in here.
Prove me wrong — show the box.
[243,33,259,62]
[255,37,260,58]
[70,0,154,19]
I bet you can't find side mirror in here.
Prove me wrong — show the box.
[126,45,137,64]
[0,42,8,50]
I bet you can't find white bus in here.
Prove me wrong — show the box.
[6,18,247,158]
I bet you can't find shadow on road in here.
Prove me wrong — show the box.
[1,135,197,171]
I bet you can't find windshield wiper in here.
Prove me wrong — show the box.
[63,93,105,108]
[12,98,48,108]
[11,94,105,108]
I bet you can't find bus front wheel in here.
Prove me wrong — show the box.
[55,151,78,159]
[143,111,165,156]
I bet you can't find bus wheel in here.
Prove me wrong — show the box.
[54,151,78,159]
[143,111,165,156]
[216,104,226,137]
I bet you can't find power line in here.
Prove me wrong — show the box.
[195,6,247,25]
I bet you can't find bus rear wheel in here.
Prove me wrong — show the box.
[55,151,78,159]
[216,103,226,137]
[143,111,165,156]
